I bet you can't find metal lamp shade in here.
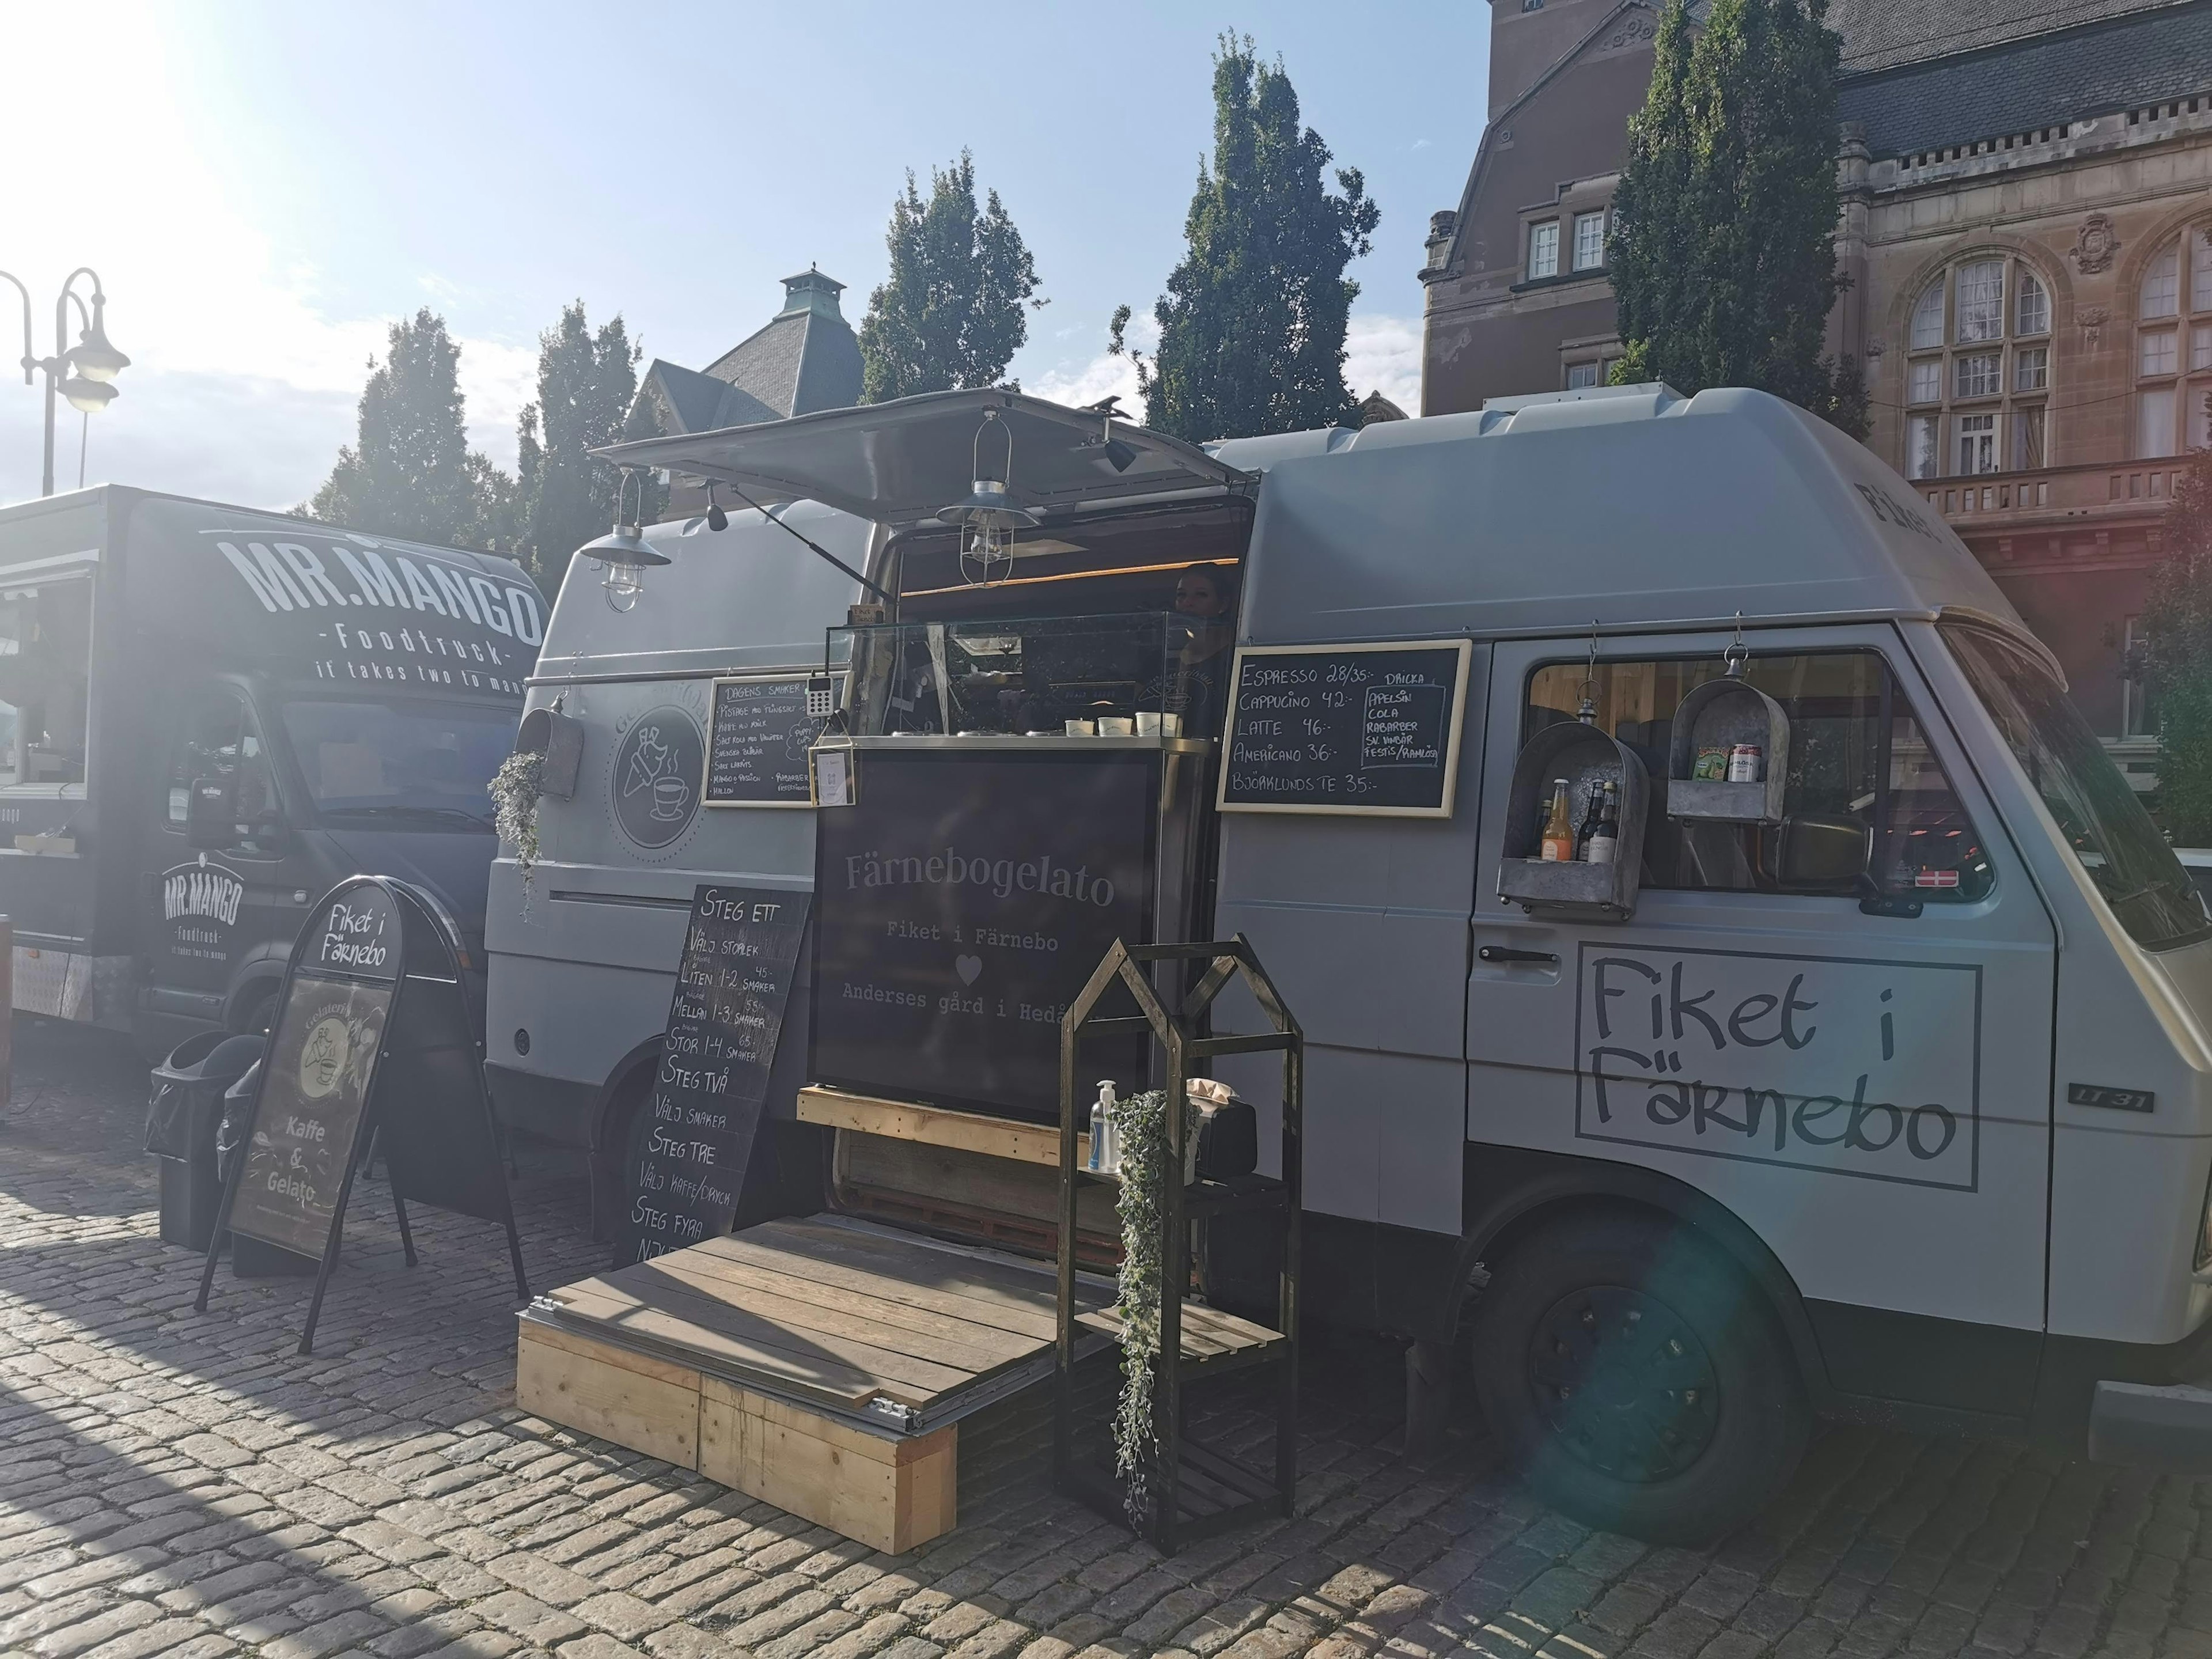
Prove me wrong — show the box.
[60,376,116,414]
[68,313,130,384]
[575,526,670,568]
[937,479,1039,534]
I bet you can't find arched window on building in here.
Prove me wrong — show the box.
[2133,229,2212,458]
[1902,255,2054,481]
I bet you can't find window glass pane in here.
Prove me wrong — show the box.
[2138,386,2177,457]
[1908,359,1941,404]
[2014,346,2048,391]
[1522,652,1991,902]
[1910,280,1945,351]
[1955,259,2004,343]
[2143,243,2181,319]
[1956,412,1997,474]
[2141,329,2179,377]
[2194,324,2212,371]
[164,691,277,844]
[1566,361,1600,389]
[2195,231,2212,313]
[1906,415,1940,479]
[1944,623,2209,949]
[2191,386,2212,452]
[2016,271,2050,336]
[1528,222,1559,280]
[1572,211,1606,271]
[2011,406,2046,469]
[1955,352,2001,398]
[0,579,92,788]
[278,699,515,823]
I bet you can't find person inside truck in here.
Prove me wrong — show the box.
[1166,562,1237,735]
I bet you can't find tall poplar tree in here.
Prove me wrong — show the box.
[514,301,644,587]
[1110,33,1378,441]
[309,309,514,550]
[1607,0,1865,434]
[859,152,1042,402]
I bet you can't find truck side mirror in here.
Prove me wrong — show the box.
[185,776,236,850]
[1772,813,1869,892]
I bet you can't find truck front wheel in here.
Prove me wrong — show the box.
[1467,1209,1808,1544]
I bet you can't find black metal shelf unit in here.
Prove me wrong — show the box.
[1052,937,1303,1552]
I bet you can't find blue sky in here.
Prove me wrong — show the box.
[0,2,1487,511]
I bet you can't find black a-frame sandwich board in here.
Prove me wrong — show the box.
[194,874,529,1354]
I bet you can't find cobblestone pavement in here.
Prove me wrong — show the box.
[3,1020,2207,1659]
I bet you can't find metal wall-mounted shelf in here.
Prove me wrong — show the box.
[1497,721,1649,921]
[1665,669,1789,825]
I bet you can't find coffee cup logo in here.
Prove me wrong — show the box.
[612,706,704,851]
[298,1015,353,1100]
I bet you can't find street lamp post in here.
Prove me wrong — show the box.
[0,267,128,498]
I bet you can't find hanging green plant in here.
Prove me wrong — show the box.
[1112,1086,1169,1527]
[489,749,546,913]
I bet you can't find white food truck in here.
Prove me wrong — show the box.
[489,382,2212,1541]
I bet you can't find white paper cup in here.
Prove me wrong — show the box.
[1135,712,1162,736]
[1065,719,1094,736]
[1159,713,1181,736]
[1097,717,1135,736]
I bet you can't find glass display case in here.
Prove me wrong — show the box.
[832,612,1225,738]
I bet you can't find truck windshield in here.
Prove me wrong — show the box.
[1942,622,2210,950]
[281,698,516,830]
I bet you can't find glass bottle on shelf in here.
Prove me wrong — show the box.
[1586,781,1620,866]
[1540,779,1575,863]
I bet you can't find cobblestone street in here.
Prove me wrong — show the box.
[1,1019,2205,1659]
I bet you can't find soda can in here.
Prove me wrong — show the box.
[1727,744,1763,783]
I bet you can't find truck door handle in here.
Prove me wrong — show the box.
[1479,946,1558,965]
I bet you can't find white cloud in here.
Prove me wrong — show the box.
[0,3,535,511]
[1345,313,1424,413]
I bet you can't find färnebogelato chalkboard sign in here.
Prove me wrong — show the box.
[614,885,809,1266]
[194,876,528,1353]
[703,676,827,807]
[1217,640,1474,819]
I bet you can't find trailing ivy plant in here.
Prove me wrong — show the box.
[1112,1086,1169,1527]
[489,749,546,913]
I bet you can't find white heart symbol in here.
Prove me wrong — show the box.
[956,954,983,986]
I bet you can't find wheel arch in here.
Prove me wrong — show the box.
[1457,1143,1836,1410]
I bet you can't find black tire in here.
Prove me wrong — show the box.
[590,1068,653,1244]
[231,988,278,1038]
[1467,1209,1809,1545]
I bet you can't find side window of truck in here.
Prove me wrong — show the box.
[165,691,275,841]
[0,578,92,788]
[1524,650,1994,902]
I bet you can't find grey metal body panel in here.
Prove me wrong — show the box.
[484,501,866,1139]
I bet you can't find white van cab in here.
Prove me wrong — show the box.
[519,381,2212,1542]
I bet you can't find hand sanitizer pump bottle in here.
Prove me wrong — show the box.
[1088,1082,1111,1172]
[1095,1081,1119,1173]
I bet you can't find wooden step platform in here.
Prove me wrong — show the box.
[517,1215,1110,1554]
[1076,1300,1286,1376]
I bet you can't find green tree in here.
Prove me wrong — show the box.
[2145,423,2212,839]
[1110,33,1378,442]
[309,308,514,550]
[514,301,645,587]
[1605,0,1865,434]
[859,151,1041,402]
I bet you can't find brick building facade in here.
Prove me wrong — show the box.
[1420,0,2212,767]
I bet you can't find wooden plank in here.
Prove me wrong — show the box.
[631,1253,1024,1377]
[698,1373,959,1555]
[539,1282,885,1408]
[549,1272,975,1404]
[1077,1305,1284,1362]
[516,1319,700,1469]
[638,1249,1040,1370]
[700,1224,1091,1342]
[798,1085,1085,1169]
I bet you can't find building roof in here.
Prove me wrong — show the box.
[1831,0,2196,74]
[626,268,863,441]
[1839,0,2212,156]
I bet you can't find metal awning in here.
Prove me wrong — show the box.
[595,388,1254,527]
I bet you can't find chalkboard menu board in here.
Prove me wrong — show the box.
[615,885,809,1266]
[1218,641,1474,819]
[703,676,830,807]
[812,750,1154,1122]
[196,875,529,1354]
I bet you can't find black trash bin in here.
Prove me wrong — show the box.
[146,1032,266,1252]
